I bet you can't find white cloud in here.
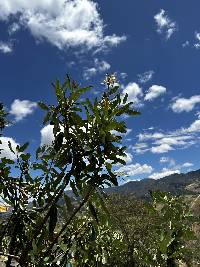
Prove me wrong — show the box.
[154,9,177,40]
[171,95,200,113]
[0,41,13,53]
[111,128,132,137]
[134,115,200,154]
[160,156,175,167]
[196,111,200,119]
[119,72,128,80]
[182,162,193,168]
[8,22,20,35]
[10,99,37,122]
[144,85,166,101]
[122,82,143,106]
[40,125,54,146]
[116,163,153,177]
[160,156,170,163]
[132,142,149,154]
[194,32,200,49]
[151,143,173,154]
[83,58,110,80]
[187,119,200,132]
[117,152,133,164]
[149,168,180,180]
[0,137,19,160]
[0,0,126,51]
[138,132,164,141]
[182,40,190,48]
[138,70,154,84]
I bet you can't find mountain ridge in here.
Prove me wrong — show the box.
[105,169,200,200]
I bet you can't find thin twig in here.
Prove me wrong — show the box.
[0,252,20,261]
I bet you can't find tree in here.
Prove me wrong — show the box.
[103,191,197,267]
[0,74,139,266]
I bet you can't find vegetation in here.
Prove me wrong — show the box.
[0,75,199,266]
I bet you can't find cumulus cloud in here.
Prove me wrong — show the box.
[138,70,154,84]
[144,85,166,101]
[0,137,19,160]
[0,0,126,51]
[83,58,110,80]
[40,125,54,146]
[194,32,200,49]
[149,168,180,180]
[10,99,37,122]
[0,41,13,53]
[171,95,200,113]
[154,9,177,40]
[116,163,153,177]
[122,82,143,106]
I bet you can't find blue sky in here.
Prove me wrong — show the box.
[0,0,200,182]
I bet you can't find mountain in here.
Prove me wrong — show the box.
[105,169,200,200]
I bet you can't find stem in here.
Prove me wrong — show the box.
[0,252,20,261]
[19,165,75,266]
[43,186,95,258]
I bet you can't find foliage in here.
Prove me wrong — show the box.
[104,191,198,267]
[0,74,139,266]
[0,103,8,134]
[0,74,198,267]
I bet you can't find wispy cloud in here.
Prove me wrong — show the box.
[0,0,126,52]
[182,40,190,48]
[154,9,177,40]
[132,115,200,154]
[138,70,154,84]
[8,22,20,35]
[83,58,110,80]
[10,99,37,122]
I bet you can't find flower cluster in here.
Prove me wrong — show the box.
[102,73,117,87]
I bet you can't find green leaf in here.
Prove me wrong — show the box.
[8,141,15,154]
[18,142,29,153]
[159,232,175,254]
[54,132,64,152]
[126,110,141,116]
[38,102,49,110]
[20,153,31,161]
[43,111,51,124]
[123,93,128,104]
[88,201,98,223]
[49,205,58,238]
[63,193,73,212]
[1,158,14,164]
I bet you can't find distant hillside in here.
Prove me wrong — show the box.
[105,169,200,200]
